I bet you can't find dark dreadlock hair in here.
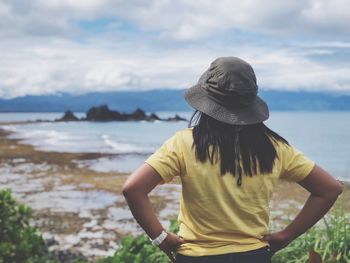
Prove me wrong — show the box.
[188,110,289,186]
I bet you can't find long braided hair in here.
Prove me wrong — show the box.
[189,110,289,186]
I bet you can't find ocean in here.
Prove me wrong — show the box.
[0,111,349,180]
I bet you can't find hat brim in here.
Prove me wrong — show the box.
[184,84,269,125]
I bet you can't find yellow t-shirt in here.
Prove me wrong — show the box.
[145,128,315,256]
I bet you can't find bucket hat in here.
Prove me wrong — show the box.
[184,57,269,125]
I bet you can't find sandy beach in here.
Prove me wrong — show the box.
[0,124,349,262]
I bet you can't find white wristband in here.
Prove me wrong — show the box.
[150,230,168,246]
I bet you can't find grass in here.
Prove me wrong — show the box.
[271,207,350,263]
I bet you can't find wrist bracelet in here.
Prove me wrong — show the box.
[150,230,168,246]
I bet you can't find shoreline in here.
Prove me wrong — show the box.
[1,119,350,182]
[0,126,181,261]
[0,125,349,261]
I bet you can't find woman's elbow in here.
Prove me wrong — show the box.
[122,182,146,199]
[122,182,135,197]
[325,181,343,199]
[303,166,343,199]
[332,181,343,196]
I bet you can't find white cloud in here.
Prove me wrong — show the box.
[0,0,349,98]
[2,0,350,40]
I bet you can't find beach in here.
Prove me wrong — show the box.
[0,126,181,260]
[0,123,349,262]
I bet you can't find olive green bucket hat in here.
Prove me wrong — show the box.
[184,57,269,125]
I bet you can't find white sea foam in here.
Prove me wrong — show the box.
[74,155,147,173]
[0,125,18,132]
[101,134,152,154]
[2,123,157,156]
[7,128,81,152]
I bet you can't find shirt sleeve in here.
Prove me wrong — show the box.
[144,133,183,184]
[280,144,316,182]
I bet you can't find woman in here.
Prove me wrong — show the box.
[122,57,342,263]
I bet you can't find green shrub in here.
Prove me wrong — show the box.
[272,209,350,263]
[98,220,179,263]
[0,189,57,263]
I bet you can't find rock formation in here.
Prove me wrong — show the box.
[55,105,186,122]
[55,110,79,122]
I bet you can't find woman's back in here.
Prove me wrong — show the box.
[145,127,315,256]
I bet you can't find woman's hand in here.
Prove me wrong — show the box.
[262,230,292,255]
[158,232,186,262]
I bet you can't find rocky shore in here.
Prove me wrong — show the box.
[0,127,181,262]
[0,126,349,262]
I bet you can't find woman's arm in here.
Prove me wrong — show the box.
[122,164,164,238]
[263,165,343,254]
[122,163,185,261]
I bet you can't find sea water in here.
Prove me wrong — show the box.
[0,111,349,180]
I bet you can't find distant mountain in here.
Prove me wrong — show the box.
[0,89,349,112]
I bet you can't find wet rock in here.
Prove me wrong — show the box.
[165,114,187,122]
[130,108,147,120]
[85,105,125,121]
[82,105,186,122]
[56,111,79,122]
[85,105,150,121]
[46,237,59,247]
[54,250,88,263]
[52,105,186,123]
[149,113,161,121]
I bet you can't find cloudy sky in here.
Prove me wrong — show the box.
[0,0,349,98]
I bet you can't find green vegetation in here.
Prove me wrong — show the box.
[1,188,349,263]
[272,209,350,263]
[0,189,57,263]
[94,221,179,263]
